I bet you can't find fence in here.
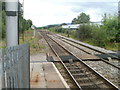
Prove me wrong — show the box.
[1,43,30,88]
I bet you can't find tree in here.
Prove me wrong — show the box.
[60,23,67,26]
[72,12,90,24]
[2,2,5,10]
[102,14,118,42]
[27,19,33,27]
[102,13,107,24]
[78,13,90,23]
[72,18,77,24]
[24,19,33,30]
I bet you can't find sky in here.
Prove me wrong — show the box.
[19,0,119,27]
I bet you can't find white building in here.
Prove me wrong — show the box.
[62,22,102,29]
[62,24,80,29]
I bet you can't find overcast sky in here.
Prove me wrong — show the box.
[19,0,119,27]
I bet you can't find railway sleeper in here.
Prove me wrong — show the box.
[77,78,94,84]
[68,68,84,72]
[80,81,100,88]
[68,69,83,72]
[69,70,85,74]
[81,84,100,89]
[78,79,109,89]
[76,77,97,81]
[75,76,98,84]
[75,73,117,89]
[96,82,110,88]
[66,67,80,70]
[72,74,88,78]
[70,70,92,75]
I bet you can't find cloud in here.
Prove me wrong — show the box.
[70,2,118,22]
[71,2,118,13]
[24,0,78,26]
[23,0,119,27]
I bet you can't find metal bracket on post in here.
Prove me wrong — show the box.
[6,11,17,16]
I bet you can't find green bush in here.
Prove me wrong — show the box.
[91,27,109,47]
[49,26,67,33]
[77,24,92,41]
[102,14,119,42]
[70,30,77,39]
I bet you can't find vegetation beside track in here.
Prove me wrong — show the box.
[0,30,45,55]
[46,13,119,51]
[19,30,45,55]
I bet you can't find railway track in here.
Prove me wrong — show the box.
[51,34,120,69]
[40,31,119,89]
[54,34,119,59]
[48,34,120,88]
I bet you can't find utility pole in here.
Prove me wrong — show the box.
[5,0,18,47]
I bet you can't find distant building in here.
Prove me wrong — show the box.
[62,22,102,29]
[62,24,80,29]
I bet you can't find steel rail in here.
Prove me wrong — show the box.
[47,34,119,90]
[52,35,120,69]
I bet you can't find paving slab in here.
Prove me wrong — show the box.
[30,53,47,62]
[30,63,46,88]
[43,62,66,88]
[30,61,69,88]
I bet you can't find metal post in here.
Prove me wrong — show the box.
[18,1,19,44]
[5,0,18,47]
[34,28,36,38]
[31,25,36,38]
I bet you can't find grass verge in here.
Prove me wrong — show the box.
[19,30,46,55]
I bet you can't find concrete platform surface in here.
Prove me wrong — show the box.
[30,62,69,88]
[30,53,47,62]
